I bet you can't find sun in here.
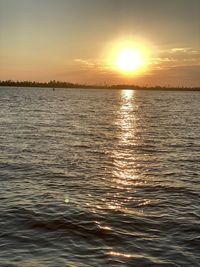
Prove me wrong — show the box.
[116,49,143,74]
[105,39,151,76]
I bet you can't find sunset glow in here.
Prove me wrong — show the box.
[0,0,199,86]
[116,49,143,74]
[106,40,151,76]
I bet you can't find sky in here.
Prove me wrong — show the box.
[0,0,200,86]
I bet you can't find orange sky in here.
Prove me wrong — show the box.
[0,0,200,87]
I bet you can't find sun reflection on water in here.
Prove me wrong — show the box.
[119,89,135,143]
[105,90,142,212]
[112,89,138,184]
[108,251,133,258]
[122,89,134,100]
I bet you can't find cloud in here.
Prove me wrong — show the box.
[74,58,95,67]
[170,47,189,53]
[151,47,200,70]
[74,58,105,69]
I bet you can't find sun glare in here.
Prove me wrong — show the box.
[116,49,142,73]
[105,39,151,76]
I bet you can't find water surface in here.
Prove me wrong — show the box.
[0,87,199,266]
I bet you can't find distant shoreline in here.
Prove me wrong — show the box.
[0,80,200,91]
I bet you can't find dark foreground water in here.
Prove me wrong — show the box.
[0,87,199,267]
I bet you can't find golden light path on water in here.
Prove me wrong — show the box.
[106,90,141,213]
[107,90,145,259]
[108,89,150,207]
[112,89,138,188]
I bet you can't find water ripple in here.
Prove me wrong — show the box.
[0,87,199,266]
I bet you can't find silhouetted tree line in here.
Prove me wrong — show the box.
[0,80,79,88]
[0,80,199,91]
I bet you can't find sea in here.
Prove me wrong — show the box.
[0,87,199,267]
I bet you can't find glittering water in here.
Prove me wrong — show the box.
[0,87,199,267]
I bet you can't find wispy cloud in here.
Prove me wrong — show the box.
[74,58,94,67]
[151,47,200,70]
[170,47,189,53]
[74,58,112,74]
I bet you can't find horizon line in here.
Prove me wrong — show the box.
[0,79,200,90]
